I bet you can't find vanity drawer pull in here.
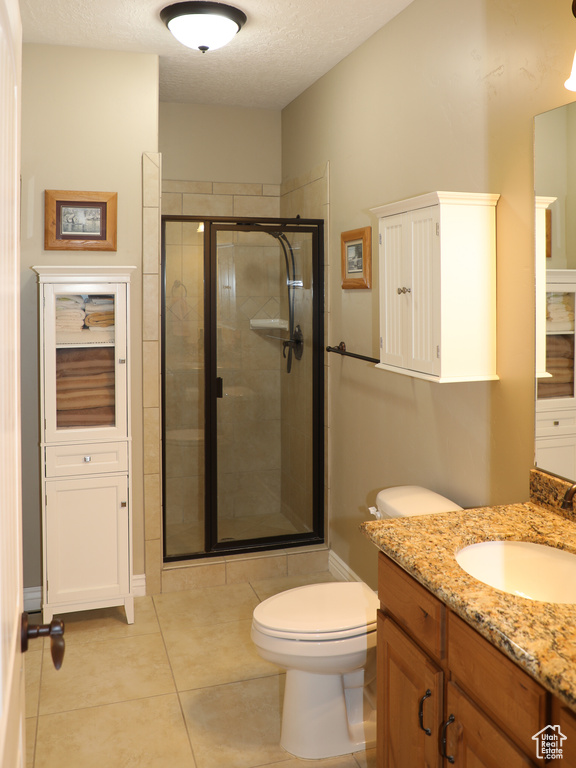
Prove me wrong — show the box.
[554,420,560,426]
[418,689,432,735]
[440,715,456,764]
[84,456,92,462]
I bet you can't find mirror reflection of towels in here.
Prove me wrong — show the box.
[168,280,191,336]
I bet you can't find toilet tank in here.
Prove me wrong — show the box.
[370,485,462,519]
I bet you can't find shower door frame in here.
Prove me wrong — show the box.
[161,215,325,561]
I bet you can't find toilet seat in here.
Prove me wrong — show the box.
[253,582,378,641]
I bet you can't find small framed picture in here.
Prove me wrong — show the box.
[44,190,117,251]
[341,226,372,289]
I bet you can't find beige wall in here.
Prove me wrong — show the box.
[20,45,159,588]
[282,0,576,587]
[159,102,281,184]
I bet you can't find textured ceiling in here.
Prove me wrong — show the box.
[20,0,415,109]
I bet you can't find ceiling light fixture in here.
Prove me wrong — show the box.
[566,0,576,90]
[160,1,247,53]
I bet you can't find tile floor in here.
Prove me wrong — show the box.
[25,572,377,768]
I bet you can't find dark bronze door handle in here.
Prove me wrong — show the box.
[21,611,65,670]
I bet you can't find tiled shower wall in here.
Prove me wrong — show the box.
[142,159,330,593]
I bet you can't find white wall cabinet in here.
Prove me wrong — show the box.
[536,270,576,479]
[371,192,499,382]
[34,266,136,624]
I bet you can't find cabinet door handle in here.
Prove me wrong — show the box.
[418,689,432,735]
[440,714,456,764]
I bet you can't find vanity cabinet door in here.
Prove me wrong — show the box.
[444,682,536,768]
[551,698,576,764]
[378,612,443,768]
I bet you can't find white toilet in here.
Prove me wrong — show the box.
[251,486,462,760]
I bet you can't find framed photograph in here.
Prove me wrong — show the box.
[341,226,372,289]
[44,190,117,251]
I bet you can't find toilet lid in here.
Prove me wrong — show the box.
[253,582,379,640]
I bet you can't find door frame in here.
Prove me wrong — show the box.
[161,215,325,561]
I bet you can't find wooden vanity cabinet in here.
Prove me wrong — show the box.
[551,698,576,764]
[378,613,444,767]
[378,553,547,767]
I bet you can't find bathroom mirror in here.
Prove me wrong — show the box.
[534,102,576,481]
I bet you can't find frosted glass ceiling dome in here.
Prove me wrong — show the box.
[161,1,247,53]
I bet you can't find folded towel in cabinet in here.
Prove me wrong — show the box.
[56,387,115,411]
[56,406,115,427]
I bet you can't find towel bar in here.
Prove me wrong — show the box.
[326,341,379,364]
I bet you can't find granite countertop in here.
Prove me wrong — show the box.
[361,471,576,711]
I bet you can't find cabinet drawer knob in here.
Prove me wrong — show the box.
[418,689,432,735]
[554,420,560,426]
[83,456,91,463]
[441,714,456,764]
[120,501,127,508]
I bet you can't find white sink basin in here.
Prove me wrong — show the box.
[455,541,576,603]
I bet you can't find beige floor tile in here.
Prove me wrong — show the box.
[249,572,337,602]
[163,618,279,691]
[24,650,42,718]
[353,748,377,768]
[264,757,359,768]
[153,583,260,632]
[34,694,196,768]
[50,596,160,645]
[181,675,288,768]
[25,718,37,768]
[39,633,175,715]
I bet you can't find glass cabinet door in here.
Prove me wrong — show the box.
[537,289,576,401]
[43,283,128,442]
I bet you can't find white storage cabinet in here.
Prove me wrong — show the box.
[34,266,136,624]
[536,270,576,479]
[371,192,499,382]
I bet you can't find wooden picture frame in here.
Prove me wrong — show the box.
[341,226,371,289]
[44,190,117,251]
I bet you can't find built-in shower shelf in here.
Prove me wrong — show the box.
[249,318,289,331]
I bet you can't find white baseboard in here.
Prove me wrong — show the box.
[24,574,146,614]
[328,551,363,582]
[132,573,146,596]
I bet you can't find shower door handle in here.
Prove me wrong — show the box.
[216,377,223,398]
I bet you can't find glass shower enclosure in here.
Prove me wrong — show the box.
[162,216,324,560]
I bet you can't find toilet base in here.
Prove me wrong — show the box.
[280,668,376,759]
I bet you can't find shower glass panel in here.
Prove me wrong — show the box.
[215,227,315,545]
[162,216,324,560]
[163,220,206,558]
